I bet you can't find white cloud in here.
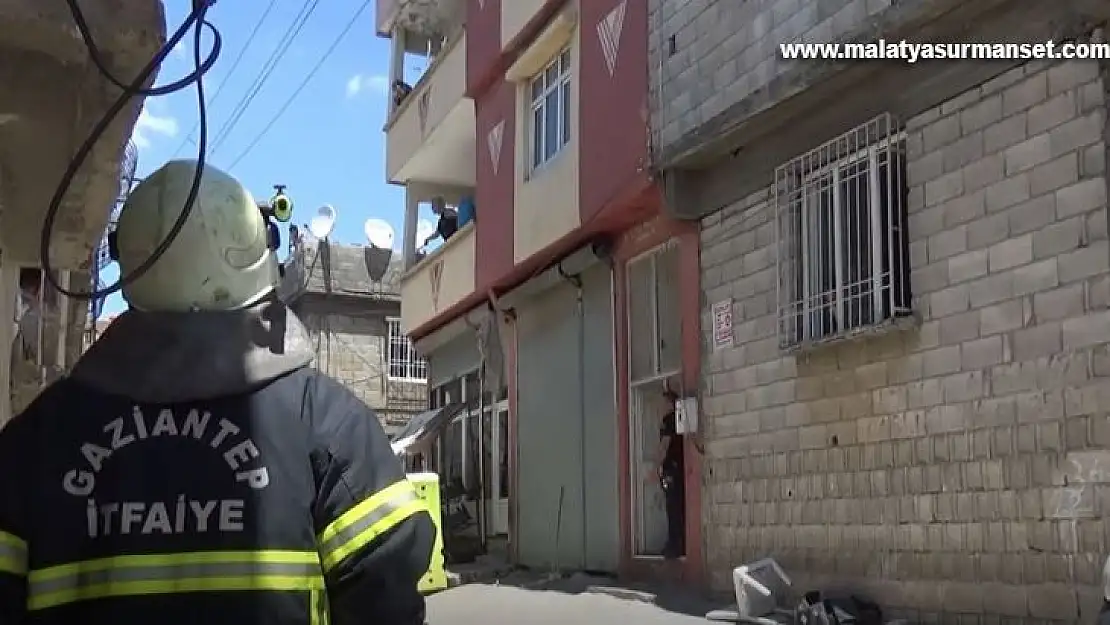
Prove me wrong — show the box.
[131,106,179,148]
[346,73,389,98]
[345,75,363,98]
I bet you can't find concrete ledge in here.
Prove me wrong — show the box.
[0,0,166,267]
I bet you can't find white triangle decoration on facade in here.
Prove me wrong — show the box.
[477,0,484,8]
[487,120,505,174]
[597,1,626,77]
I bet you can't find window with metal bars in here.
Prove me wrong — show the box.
[774,113,913,348]
[386,318,427,381]
[528,48,572,173]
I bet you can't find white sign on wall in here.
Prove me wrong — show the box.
[712,299,733,349]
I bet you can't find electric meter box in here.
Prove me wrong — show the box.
[674,397,698,434]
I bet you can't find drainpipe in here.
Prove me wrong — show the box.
[487,289,520,563]
[477,358,487,551]
[55,271,70,371]
[465,314,487,548]
[36,271,46,385]
[558,263,586,570]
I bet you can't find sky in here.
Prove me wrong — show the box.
[97,0,438,315]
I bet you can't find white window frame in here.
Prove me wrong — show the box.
[774,113,912,349]
[626,240,682,385]
[527,47,572,173]
[385,318,427,382]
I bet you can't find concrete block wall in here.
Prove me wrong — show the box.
[300,311,425,431]
[648,0,899,148]
[699,60,1109,622]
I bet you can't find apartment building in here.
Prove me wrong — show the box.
[376,0,703,578]
[1,1,164,425]
[651,0,1110,619]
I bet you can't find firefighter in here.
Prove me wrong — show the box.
[0,160,434,625]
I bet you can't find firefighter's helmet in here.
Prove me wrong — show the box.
[113,159,279,312]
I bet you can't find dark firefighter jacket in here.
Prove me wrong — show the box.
[0,297,435,625]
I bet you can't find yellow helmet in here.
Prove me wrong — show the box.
[114,160,279,312]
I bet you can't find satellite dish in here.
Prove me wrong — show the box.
[309,205,336,239]
[364,218,394,249]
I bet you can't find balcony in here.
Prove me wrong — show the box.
[385,29,474,188]
[376,0,464,39]
[400,221,475,333]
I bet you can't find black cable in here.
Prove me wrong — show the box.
[209,0,320,155]
[39,1,221,300]
[68,3,219,97]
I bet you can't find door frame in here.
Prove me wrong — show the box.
[624,240,682,559]
[488,399,510,535]
[458,397,510,537]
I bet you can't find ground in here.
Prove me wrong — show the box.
[426,574,719,625]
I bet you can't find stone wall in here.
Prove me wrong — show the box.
[699,60,1108,622]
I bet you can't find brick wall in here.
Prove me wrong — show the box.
[699,60,1108,622]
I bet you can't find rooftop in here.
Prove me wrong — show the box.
[279,232,406,304]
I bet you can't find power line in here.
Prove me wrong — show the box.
[210,0,321,155]
[171,0,281,159]
[224,0,372,171]
[209,0,318,154]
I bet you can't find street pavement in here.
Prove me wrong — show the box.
[426,575,719,624]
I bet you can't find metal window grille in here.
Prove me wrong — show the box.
[774,113,912,349]
[386,318,427,381]
[528,47,572,172]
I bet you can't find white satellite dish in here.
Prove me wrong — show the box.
[309,205,336,239]
[363,218,394,249]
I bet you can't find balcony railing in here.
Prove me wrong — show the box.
[385,29,473,187]
[400,222,475,333]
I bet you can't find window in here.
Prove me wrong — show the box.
[774,113,912,348]
[386,318,427,381]
[528,48,571,172]
[627,241,682,384]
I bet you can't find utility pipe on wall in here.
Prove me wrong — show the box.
[55,270,70,372]
[477,361,487,549]
[35,270,46,384]
[558,262,587,570]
